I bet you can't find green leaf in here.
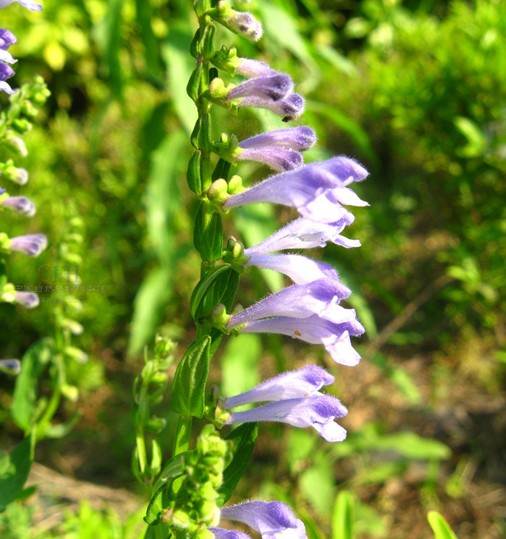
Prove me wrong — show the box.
[427,511,458,539]
[190,265,240,321]
[171,337,212,417]
[372,432,451,461]
[221,334,261,398]
[0,437,33,511]
[128,267,173,357]
[219,423,258,504]
[332,491,355,539]
[11,340,52,432]
[134,0,160,77]
[299,452,335,516]
[193,203,223,263]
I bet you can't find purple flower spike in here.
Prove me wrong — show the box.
[227,74,293,102]
[209,528,251,539]
[244,217,360,255]
[240,314,364,366]
[225,365,334,408]
[0,29,17,49]
[0,0,43,11]
[2,196,36,216]
[228,278,354,328]
[245,253,339,285]
[10,233,47,256]
[220,501,307,539]
[239,127,316,152]
[238,147,303,172]
[226,394,347,442]
[224,156,368,224]
[14,291,39,308]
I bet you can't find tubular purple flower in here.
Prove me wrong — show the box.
[236,58,274,78]
[239,92,305,121]
[0,29,17,49]
[0,0,43,11]
[220,501,307,539]
[226,11,263,41]
[239,314,363,366]
[0,49,16,64]
[10,233,47,256]
[245,253,339,285]
[237,147,303,172]
[244,217,359,255]
[0,62,15,82]
[1,195,36,216]
[224,365,334,408]
[0,359,20,374]
[224,156,368,223]
[14,291,39,308]
[227,74,293,102]
[225,394,347,442]
[228,278,354,328]
[239,127,316,152]
[209,528,251,539]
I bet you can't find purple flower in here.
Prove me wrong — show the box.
[227,74,293,102]
[239,92,305,121]
[243,217,360,254]
[245,253,339,285]
[0,359,20,374]
[217,501,307,539]
[0,0,42,11]
[228,278,354,328]
[239,127,316,152]
[13,290,39,308]
[238,314,363,366]
[0,61,14,82]
[226,394,347,442]
[1,195,36,216]
[236,58,274,78]
[0,29,16,49]
[226,11,263,41]
[235,127,316,172]
[224,365,334,408]
[210,528,251,539]
[224,156,368,223]
[10,233,47,256]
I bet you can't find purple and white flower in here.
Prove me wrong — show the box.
[244,217,360,255]
[1,195,36,216]
[0,0,42,11]
[238,314,363,366]
[211,501,307,539]
[224,156,368,223]
[0,359,20,374]
[9,233,47,256]
[13,290,39,308]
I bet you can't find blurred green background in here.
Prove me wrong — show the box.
[1,0,505,537]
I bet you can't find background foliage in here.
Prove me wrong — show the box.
[1,0,505,538]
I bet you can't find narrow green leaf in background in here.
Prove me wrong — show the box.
[332,491,355,539]
[427,511,459,539]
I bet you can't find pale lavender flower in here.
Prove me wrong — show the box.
[0,29,17,49]
[1,195,36,216]
[236,58,274,78]
[218,501,307,539]
[0,359,20,374]
[224,365,334,408]
[0,0,42,11]
[239,314,363,366]
[210,528,251,539]
[224,156,368,223]
[239,127,316,151]
[238,92,305,121]
[244,217,360,255]
[245,253,339,285]
[236,127,316,171]
[0,62,14,82]
[227,74,293,102]
[237,147,303,172]
[226,394,347,442]
[13,290,39,308]
[226,10,263,41]
[228,278,354,328]
[10,233,47,256]
[0,48,16,65]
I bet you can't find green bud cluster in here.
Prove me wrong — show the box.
[164,426,230,538]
